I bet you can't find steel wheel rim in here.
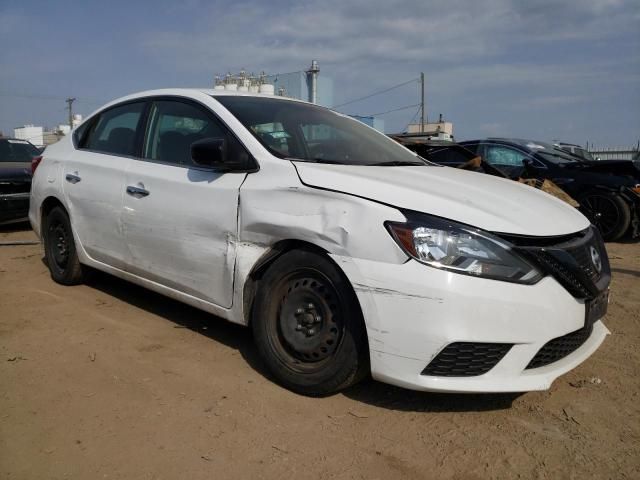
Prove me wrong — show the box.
[49,221,70,270]
[270,269,344,371]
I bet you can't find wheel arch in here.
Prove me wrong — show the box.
[40,196,68,232]
[241,239,365,332]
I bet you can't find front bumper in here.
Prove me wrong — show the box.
[333,256,609,393]
[0,192,30,224]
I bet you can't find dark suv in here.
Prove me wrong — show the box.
[460,138,640,241]
[0,137,40,224]
[555,142,597,162]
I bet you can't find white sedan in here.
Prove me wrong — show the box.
[29,89,610,396]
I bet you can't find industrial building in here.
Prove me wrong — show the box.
[214,61,332,106]
[214,61,384,132]
[406,118,454,141]
[13,125,44,147]
[14,115,81,147]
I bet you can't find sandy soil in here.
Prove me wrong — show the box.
[1,223,639,479]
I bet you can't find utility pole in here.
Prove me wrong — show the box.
[65,97,76,128]
[420,72,425,133]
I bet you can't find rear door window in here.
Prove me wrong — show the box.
[482,144,533,178]
[83,102,145,156]
[484,145,528,167]
[425,146,474,166]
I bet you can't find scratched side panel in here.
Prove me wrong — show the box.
[122,161,245,308]
[232,159,408,327]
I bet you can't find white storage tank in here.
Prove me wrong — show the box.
[259,84,274,95]
[225,83,238,91]
[14,125,44,147]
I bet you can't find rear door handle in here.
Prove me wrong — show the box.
[65,172,81,184]
[126,185,150,198]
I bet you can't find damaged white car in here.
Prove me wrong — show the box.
[29,89,611,396]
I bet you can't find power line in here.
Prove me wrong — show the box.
[403,105,422,133]
[0,92,107,105]
[361,103,421,117]
[332,78,418,109]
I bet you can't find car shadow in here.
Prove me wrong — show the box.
[84,268,261,366]
[83,269,521,413]
[341,381,521,412]
[611,267,640,278]
[609,236,640,245]
[0,220,32,233]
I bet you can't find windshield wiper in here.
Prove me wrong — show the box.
[370,160,427,166]
[288,157,346,164]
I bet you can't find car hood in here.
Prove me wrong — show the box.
[562,159,640,181]
[294,163,590,236]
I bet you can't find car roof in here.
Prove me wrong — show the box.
[107,88,313,106]
[463,138,558,152]
[555,142,582,148]
[388,135,458,147]
[80,88,326,125]
[0,137,36,145]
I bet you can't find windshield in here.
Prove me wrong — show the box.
[0,139,40,162]
[522,141,579,165]
[537,148,580,164]
[215,96,429,166]
[574,147,594,161]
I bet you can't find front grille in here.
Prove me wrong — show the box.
[502,226,609,300]
[567,242,600,281]
[421,342,513,377]
[530,251,592,298]
[526,324,593,369]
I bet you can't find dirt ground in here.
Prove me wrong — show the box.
[1,223,639,480]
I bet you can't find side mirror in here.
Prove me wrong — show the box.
[191,137,225,167]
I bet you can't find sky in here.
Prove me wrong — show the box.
[0,0,638,146]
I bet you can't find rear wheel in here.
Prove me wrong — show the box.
[251,250,369,396]
[43,206,86,285]
[579,192,631,241]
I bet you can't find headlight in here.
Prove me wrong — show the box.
[386,215,542,284]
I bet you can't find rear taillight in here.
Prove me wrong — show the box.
[31,155,43,175]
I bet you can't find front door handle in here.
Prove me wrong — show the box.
[126,185,150,198]
[65,172,81,184]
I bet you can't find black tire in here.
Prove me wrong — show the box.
[251,250,369,396]
[579,192,631,241]
[43,206,86,285]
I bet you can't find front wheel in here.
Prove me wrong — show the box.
[43,206,86,285]
[579,192,631,241]
[251,250,369,396]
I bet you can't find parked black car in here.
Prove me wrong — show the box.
[388,135,506,175]
[0,137,39,224]
[460,138,640,241]
[555,142,598,162]
[391,134,580,207]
